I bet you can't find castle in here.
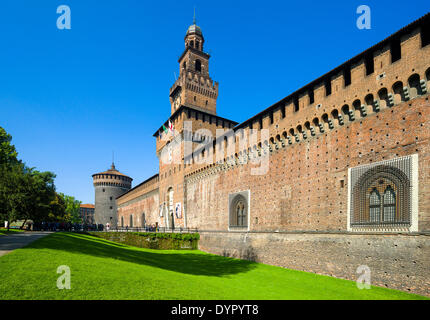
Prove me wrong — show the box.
[101,13,429,295]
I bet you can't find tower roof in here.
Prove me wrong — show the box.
[186,23,203,37]
[92,163,132,179]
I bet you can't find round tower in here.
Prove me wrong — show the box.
[92,163,132,227]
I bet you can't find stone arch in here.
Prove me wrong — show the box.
[408,74,422,98]
[313,117,323,133]
[332,108,342,125]
[392,81,405,104]
[378,88,389,108]
[353,99,362,118]
[365,94,377,113]
[322,113,332,130]
[341,104,349,116]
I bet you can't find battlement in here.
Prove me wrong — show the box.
[117,174,159,206]
[169,71,218,95]
[183,13,430,178]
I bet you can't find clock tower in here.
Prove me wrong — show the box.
[169,17,219,115]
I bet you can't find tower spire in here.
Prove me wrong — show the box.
[111,151,116,170]
[193,7,196,25]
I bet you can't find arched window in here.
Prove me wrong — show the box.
[236,201,246,226]
[426,68,430,81]
[351,165,411,227]
[121,216,124,228]
[182,62,186,70]
[130,214,133,228]
[190,40,194,48]
[195,59,201,72]
[196,41,200,50]
[229,194,248,228]
[369,189,381,223]
[383,186,396,222]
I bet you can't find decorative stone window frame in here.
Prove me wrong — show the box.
[347,154,419,233]
[228,190,250,232]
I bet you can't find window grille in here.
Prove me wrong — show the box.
[350,156,412,227]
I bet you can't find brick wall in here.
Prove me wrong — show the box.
[199,231,430,297]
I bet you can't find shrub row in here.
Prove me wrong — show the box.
[87,232,199,250]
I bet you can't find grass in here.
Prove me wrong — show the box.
[0,232,427,300]
[0,228,25,236]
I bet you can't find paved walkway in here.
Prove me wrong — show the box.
[0,232,52,257]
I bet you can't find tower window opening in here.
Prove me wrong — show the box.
[195,59,202,72]
[390,38,401,63]
[365,53,374,75]
[309,89,314,104]
[421,21,430,47]
[344,65,351,87]
[294,97,299,112]
[325,79,332,96]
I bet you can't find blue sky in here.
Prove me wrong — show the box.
[1,1,428,204]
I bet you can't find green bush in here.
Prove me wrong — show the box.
[86,232,199,250]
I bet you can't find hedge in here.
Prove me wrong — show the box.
[86,232,199,250]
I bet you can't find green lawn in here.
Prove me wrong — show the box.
[0,228,25,236]
[0,232,427,300]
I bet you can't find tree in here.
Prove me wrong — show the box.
[0,163,27,229]
[22,168,57,226]
[59,193,82,224]
[0,126,19,166]
[48,193,66,222]
[0,126,57,230]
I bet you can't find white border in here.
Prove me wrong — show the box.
[228,190,251,232]
[347,154,419,233]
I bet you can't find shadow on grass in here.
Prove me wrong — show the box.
[22,232,257,277]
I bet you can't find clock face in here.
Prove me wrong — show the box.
[173,94,181,110]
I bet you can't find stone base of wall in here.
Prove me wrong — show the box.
[88,232,199,250]
[199,231,430,297]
